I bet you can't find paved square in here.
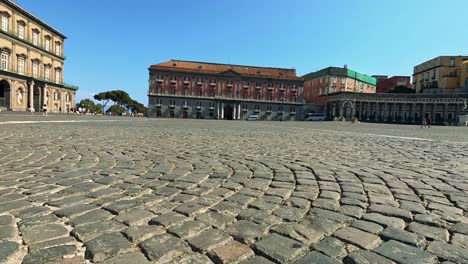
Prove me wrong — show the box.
[0,115,467,263]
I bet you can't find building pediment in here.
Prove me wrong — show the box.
[220,68,242,77]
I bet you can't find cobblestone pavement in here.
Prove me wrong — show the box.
[0,116,468,264]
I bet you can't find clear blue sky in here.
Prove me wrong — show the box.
[16,0,468,105]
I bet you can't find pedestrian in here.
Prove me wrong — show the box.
[42,104,48,116]
[426,116,432,128]
[420,118,425,128]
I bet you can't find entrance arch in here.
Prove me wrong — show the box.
[224,104,233,120]
[0,80,10,108]
[156,109,161,117]
[341,100,355,120]
[182,111,188,119]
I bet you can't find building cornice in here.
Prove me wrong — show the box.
[149,67,303,82]
[0,0,67,39]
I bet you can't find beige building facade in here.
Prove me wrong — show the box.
[327,92,467,125]
[412,56,468,94]
[0,0,77,112]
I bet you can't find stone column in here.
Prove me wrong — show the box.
[28,81,34,112]
[410,103,415,123]
[401,103,406,122]
[339,102,344,118]
[383,103,388,121]
[221,102,224,119]
[431,103,436,123]
[238,104,241,119]
[38,86,42,112]
[366,102,371,120]
[217,102,220,120]
[233,103,237,120]
[392,103,397,122]
[359,101,363,121]
[422,103,426,119]
[443,103,449,122]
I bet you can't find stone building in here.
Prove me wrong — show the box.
[412,55,468,94]
[0,0,77,112]
[148,60,304,120]
[326,92,468,124]
[301,66,376,115]
[374,76,412,93]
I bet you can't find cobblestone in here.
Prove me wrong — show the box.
[0,116,468,263]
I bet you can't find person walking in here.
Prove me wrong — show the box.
[420,115,427,128]
[426,116,432,128]
[42,104,48,116]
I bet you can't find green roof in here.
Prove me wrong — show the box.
[302,67,376,86]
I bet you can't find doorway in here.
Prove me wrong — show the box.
[224,104,233,120]
[0,80,10,108]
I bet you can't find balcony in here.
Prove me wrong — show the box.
[267,86,274,90]
[254,109,260,113]
[169,104,175,108]
[156,78,163,82]
[196,80,203,85]
[170,79,177,84]
[156,104,162,108]
[279,87,285,91]
[183,80,189,85]
[255,85,261,90]
[242,108,248,112]
[196,106,201,110]
[227,83,233,87]
[291,88,297,93]
[182,105,188,109]
[278,111,284,114]
[209,106,215,110]
[210,82,216,86]
[266,110,272,114]
[290,112,296,115]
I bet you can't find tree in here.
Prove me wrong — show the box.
[77,98,100,113]
[388,86,415,93]
[94,90,147,114]
[107,105,127,115]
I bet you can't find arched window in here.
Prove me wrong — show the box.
[65,93,70,102]
[54,91,59,101]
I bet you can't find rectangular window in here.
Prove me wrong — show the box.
[341,78,345,84]
[45,67,50,80]
[55,43,61,56]
[55,69,60,83]
[32,62,38,78]
[450,58,455,66]
[45,38,50,51]
[1,52,8,70]
[18,24,24,39]
[32,32,38,45]
[17,57,24,74]
[1,15,8,32]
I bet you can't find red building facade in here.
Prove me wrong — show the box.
[302,67,376,106]
[375,76,411,93]
[148,60,304,120]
